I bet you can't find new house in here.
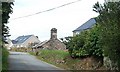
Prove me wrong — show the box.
[73,18,96,36]
[12,35,40,48]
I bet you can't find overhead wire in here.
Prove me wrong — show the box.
[11,0,81,20]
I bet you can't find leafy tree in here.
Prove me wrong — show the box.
[93,1,120,70]
[1,2,14,42]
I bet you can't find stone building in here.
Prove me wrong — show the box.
[35,28,66,50]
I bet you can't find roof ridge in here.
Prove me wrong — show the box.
[73,18,96,32]
[14,34,34,44]
[81,18,95,25]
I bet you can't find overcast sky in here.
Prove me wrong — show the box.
[8,0,104,41]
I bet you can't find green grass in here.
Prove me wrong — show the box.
[0,39,9,72]
[2,47,9,72]
[29,50,82,70]
[29,50,69,63]
[30,49,105,70]
[0,48,2,71]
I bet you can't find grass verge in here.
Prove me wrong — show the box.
[2,47,9,72]
[29,50,81,70]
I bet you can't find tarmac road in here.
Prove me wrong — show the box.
[8,51,64,72]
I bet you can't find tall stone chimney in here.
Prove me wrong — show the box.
[51,28,57,40]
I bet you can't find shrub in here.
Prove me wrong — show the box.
[83,25,103,57]
[67,25,103,58]
[67,30,89,57]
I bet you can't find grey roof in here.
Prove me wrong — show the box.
[73,18,96,32]
[13,35,32,44]
[36,40,48,47]
[32,40,48,48]
[12,40,17,44]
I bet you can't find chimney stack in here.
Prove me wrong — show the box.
[51,28,57,40]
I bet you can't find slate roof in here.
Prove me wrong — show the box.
[33,40,48,48]
[73,18,96,32]
[12,35,32,44]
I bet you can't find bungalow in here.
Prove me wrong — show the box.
[73,18,96,36]
[12,35,40,48]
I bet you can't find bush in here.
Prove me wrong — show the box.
[67,25,103,58]
[67,31,89,58]
[84,25,103,57]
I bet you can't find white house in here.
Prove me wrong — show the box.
[12,35,40,48]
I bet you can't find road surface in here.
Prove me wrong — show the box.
[8,51,64,72]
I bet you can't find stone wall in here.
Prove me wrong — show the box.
[42,39,66,50]
[103,57,118,70]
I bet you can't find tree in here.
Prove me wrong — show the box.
[1,2,14,42]
[93,1,120,70]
